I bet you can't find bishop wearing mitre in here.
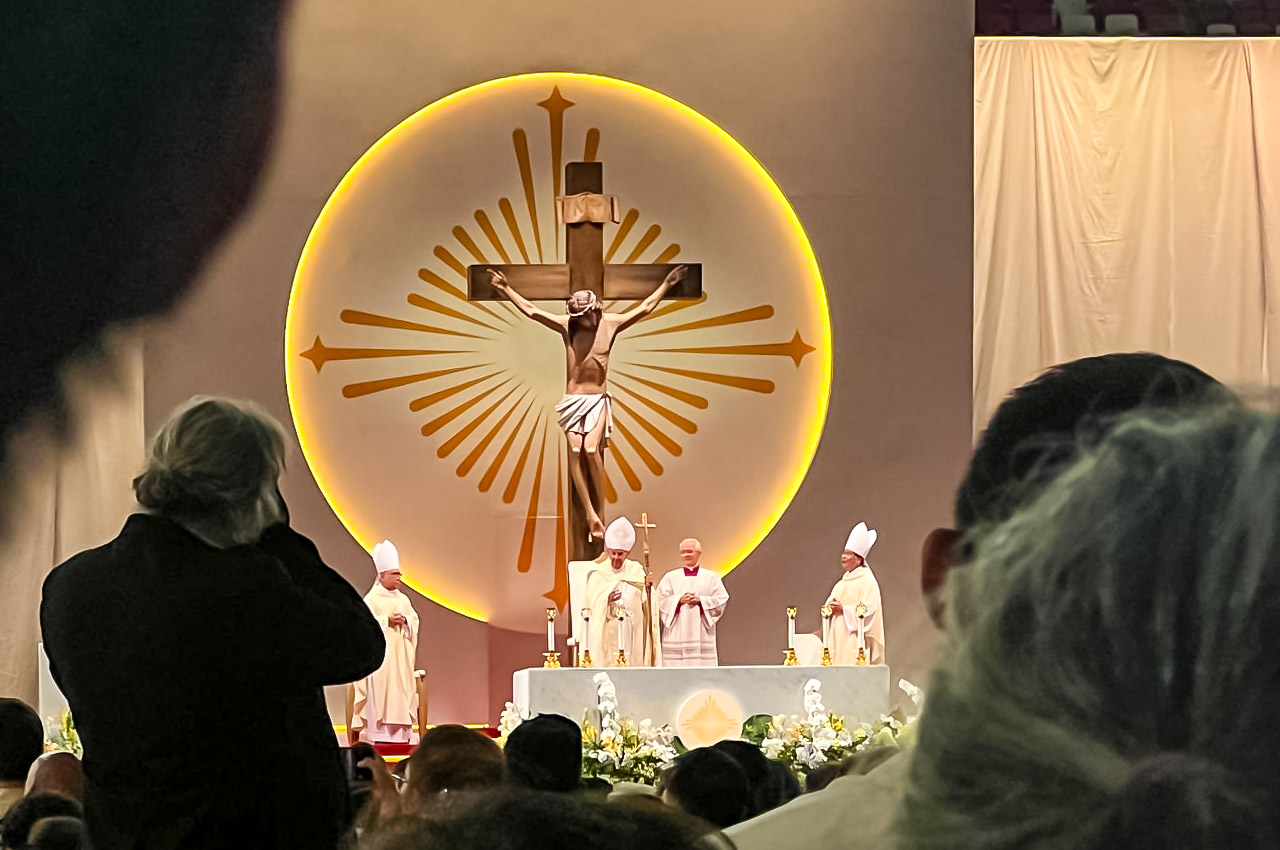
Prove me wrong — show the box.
[583,517,661,666]
[352,540,421,743]
[826,522,885,665]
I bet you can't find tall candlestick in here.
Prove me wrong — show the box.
[579,607,594,668]
[618,609,627,656]
[786,607,797,650]
[546,608,556,653]
[821,605,831,649]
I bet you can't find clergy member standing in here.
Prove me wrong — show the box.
[657,538,729,666]
[353,540,421,744]
[584,517,661,666]
[826,522,885,665]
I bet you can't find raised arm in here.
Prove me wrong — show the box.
[488,269,567,335]
[615,264,688,332]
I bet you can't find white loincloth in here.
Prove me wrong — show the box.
[555,393,612,445]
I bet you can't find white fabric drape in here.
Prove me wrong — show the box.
[974,37,1280,434]
[0,330,145,709]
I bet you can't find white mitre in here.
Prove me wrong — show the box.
[845,522,878,559]
[372,539,401,574]
[604,517,636,552]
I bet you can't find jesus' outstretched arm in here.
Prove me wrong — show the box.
[487,269,567,335]
[614,264,689,332]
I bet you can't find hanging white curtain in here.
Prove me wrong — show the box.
[974,37,1280,434]
[0,330,145,711]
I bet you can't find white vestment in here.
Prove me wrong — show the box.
[583,558,661,667]
[827,565,885,665]
[657,567,729,667]
[353,583,420,743]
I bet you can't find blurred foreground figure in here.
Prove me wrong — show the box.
[901,405,1280,849]
[0,1,289,529]
[41,398,383,849]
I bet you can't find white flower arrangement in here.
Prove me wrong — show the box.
[496,701,529,743]
[581,672,679,784]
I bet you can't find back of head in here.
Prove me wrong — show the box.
[663,747,750,829]
[0,699,43,783]
[902,406,1280,849]
[0,794,82,849]
[505,714,582,793]
[408,725,504,799]
[956,353,1227,530]
[24,752,83,803]
[24,816,86,850]
[132,397,286,547]
[710,739,786,817]
[359,789,702,850]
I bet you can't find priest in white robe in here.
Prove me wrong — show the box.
[826,522,885,665]
[657,538,729,666]
[352,540,421,744]
[582,517,661,666]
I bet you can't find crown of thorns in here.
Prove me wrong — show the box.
[566,290,599,317]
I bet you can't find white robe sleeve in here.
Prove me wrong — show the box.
[658,573,680,631]
[698,573,729,630]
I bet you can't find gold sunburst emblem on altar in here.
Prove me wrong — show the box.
[676,690,745,748]
[286,74,831,632]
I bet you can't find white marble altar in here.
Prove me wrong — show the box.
[512,665,891,730]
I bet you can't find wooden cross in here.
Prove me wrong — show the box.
[467,161,701,564]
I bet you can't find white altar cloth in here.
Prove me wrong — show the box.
[512,665,891,730]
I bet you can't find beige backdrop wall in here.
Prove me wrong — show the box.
[143,0,973,723]
[974,37,1280,431]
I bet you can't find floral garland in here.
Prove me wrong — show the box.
[498,675,922,786]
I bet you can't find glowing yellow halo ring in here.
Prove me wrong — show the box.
[285,72,831,622]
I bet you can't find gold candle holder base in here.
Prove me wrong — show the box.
[821,647,833,667]
[855,647,868,666]
[783,648,799,666]
[579,649,593,668]
[616,649,630,668]
[542,652,561,669]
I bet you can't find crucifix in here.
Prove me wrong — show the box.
[467,161,701,563]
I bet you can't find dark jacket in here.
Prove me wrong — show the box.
[41,514,385,849]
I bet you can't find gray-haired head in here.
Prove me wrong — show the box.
[900,405,1280,849]
[133,397,286,547]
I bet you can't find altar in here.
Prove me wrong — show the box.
[512,665,891,743]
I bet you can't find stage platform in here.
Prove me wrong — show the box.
[513,665,891,740]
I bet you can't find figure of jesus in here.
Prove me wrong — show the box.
[487,265,689,539]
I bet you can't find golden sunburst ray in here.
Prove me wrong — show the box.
[635,363,775,394]
[436,384,524,459]
[498,198,531,263]
[545,448,570,610]
[605,209,639,263]
[609,395,682,456]
[643,332,817,368]
[342,364,487,399]
[612,419,663,476]
[601,466,617,504]
[623,224,661,264]
[503,411,545,504]
[478,401,538,493]
[653,243,680,263]
[452,225,489,264]
[608,440,644,492]
[474,210,512,263]
[611,371,709,409]
[419,376,516,436]
[300,337,465,372]
[407,371,503,412]
[538,86,573,263]
[432,245,516,326]
[631,305,775,339]
[455,390,527,476]
[517,421,549,574]
[339,309,487,340]
[512,129,543,263]
[407,289,501,330]
[610,382,698,433]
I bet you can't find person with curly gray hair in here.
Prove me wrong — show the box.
[40,396,385,850]
[899,404,1280,849]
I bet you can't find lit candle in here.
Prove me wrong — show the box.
[786,607,797,650]
[856,603,867,654]
[546,608,556,653]
[821,605,832,649]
